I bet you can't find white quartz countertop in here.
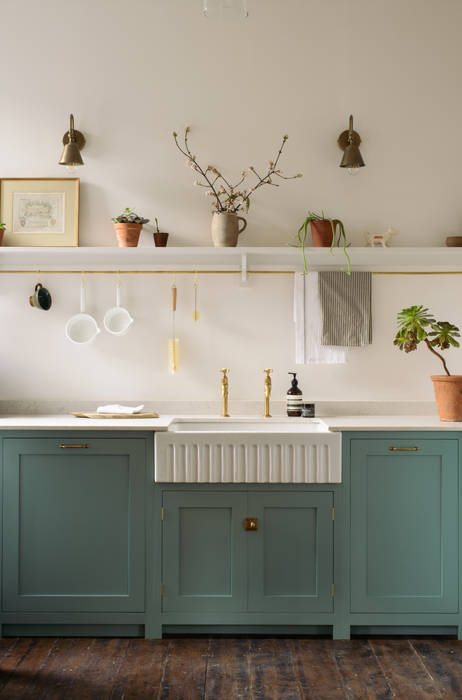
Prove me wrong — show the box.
[0,413,460,431]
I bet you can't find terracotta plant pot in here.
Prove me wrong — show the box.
[154,232,169,247]
[431,375,462,421]
[310,219,338,247]
[0,230,4,246]
[114,223,143,248]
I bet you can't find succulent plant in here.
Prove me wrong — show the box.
[0,222,6,231]
[111,208,149,225]
[394,305,460,376]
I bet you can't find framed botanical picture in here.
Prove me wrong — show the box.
[0,178,79,247]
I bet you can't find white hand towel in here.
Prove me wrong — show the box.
[96,404,144,414]
[294,272,347,364]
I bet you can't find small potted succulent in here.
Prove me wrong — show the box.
[394,305,462,421]
[111,208,150,248]
[153,217,169,247]
[0,222,6,246]
[295,211,350,273]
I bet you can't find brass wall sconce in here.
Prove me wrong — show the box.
[59,114,85,171]
[338,114,365,175]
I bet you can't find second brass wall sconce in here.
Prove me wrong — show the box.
[338,114,365,175]
[59,114,85,172]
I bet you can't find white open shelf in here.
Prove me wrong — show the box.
[0,246,462,273]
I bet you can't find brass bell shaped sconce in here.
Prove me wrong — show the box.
[59,114,85,172]
[338,114,365,175]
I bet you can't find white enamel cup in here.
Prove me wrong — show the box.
[103,279,133,336]
[65,280,100,344]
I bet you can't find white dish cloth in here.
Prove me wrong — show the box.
[96,404,144,414]
[294,272,347,364]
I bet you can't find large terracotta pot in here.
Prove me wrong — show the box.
[431,375,462,421]
[211,212,247,247]
[0,229,4,246]
[310,219,338,247]
[114,223,143,248]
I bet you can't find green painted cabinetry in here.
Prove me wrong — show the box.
[350,437,459,614]
[161,490,334,615]
[2,436,147,614]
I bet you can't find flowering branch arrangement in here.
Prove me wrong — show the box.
[173,127,302,214]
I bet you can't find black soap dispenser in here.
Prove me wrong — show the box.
[287,372,303,417]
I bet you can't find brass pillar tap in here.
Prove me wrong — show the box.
[220,368,230,417]
[263,369,273,418]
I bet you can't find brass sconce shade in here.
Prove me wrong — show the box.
[59,114,85,167]
[338,115,365,171]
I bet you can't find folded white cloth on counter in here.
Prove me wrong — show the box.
[96,404,144,414]
[294,272,347,364]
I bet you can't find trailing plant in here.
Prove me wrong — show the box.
[172,126,302,214]
[0,222,5,231]
[393,305,460,376]
[294,211,351,274]
[111,207,149,225]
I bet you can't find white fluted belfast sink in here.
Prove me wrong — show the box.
[155,418,341,483]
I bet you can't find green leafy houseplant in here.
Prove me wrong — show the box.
[111,207,149,225]
[394,305,462,421]
[394,305,460,376]
[0,223,6,231]
[294,211,351,274]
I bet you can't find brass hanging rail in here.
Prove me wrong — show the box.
[0,269,460,275]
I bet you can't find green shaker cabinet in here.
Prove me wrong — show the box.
[161,490,334,615]
[350,437,459,614]
[2,436,146,613]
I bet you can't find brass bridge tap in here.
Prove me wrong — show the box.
[220,368,230,417]
[263,369,273,418]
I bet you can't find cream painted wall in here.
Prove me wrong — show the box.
[1,0,462,403]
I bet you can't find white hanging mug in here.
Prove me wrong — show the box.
[103,276,133,336]
[65,277,100,344]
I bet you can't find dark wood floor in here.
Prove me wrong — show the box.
[0,637,461,699]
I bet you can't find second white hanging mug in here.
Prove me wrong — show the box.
[103,274,133,336]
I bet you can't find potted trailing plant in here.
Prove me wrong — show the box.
[153,217,169,247]
[173,127,302,247]
[295,211,351,274]
[111,208,149,248]
[394,305,462,421]
[0,222,5,246]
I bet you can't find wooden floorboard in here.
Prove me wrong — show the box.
[0,637,461,699]
[411,639,462,699]
[369,639,441,699]
[204,638,251,700]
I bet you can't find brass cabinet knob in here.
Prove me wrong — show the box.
[244,517,258,531]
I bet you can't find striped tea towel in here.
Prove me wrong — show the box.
[318,271,372,346]
[294,272,347,364]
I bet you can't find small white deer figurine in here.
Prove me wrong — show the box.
[365,227,397,248]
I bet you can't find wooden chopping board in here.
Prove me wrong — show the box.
[72,412,159,419]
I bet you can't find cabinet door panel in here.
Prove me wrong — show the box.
[351,438,458,613]
[162,492,246,612]
[247,492,333,613]
[3,437,146,612]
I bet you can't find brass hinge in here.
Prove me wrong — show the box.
[161,506,165,521]
[331,583,335,597]
[331,507,335,521]
[161,583,165,598]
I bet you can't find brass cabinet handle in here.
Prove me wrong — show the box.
[389,446,419,451]
[59,444,90,449]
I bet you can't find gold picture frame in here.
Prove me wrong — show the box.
[0,178,79,247]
